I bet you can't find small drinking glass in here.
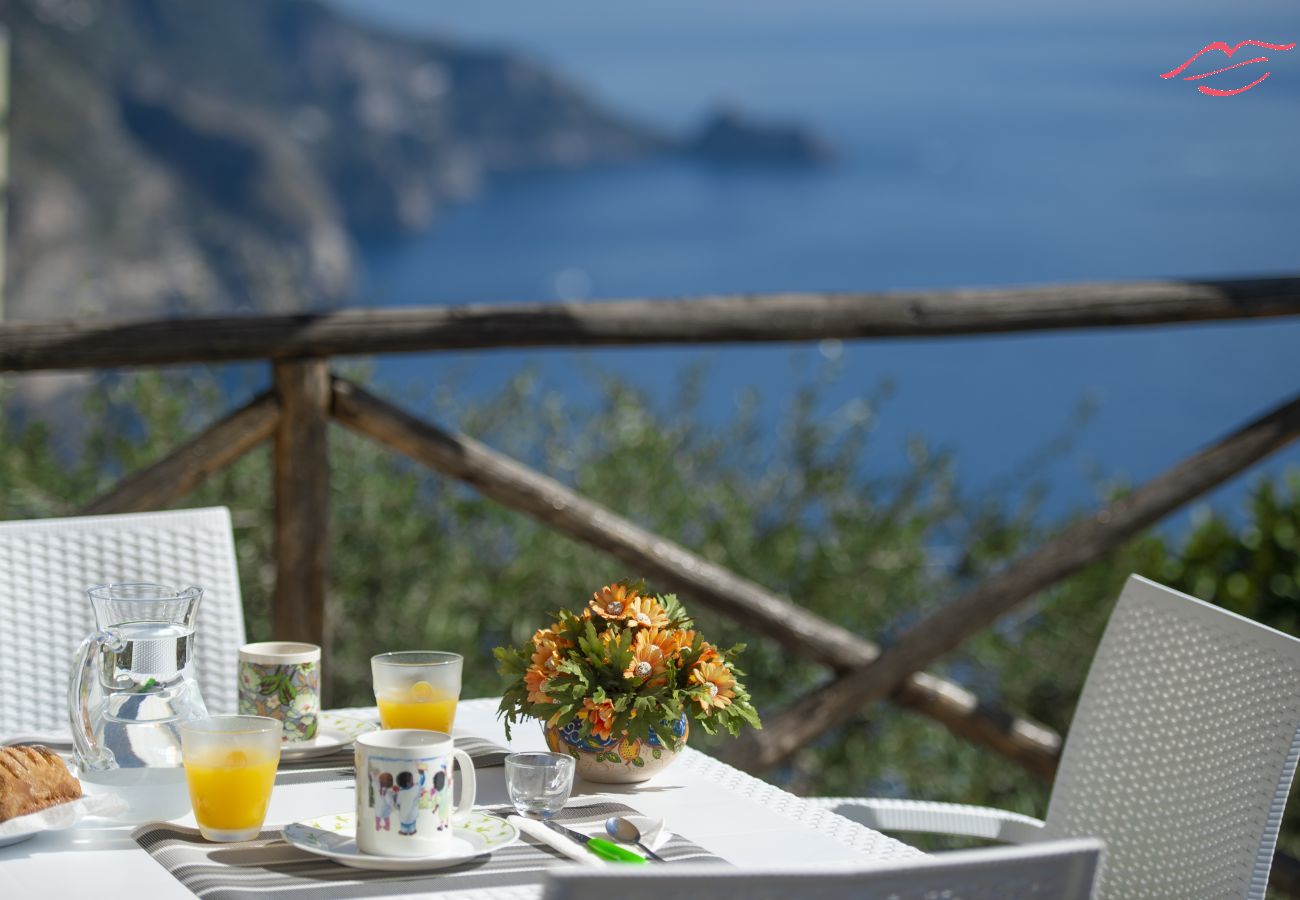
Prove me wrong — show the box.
[180,715,282,842]
[372,651,463,732]
[505,752,576,818]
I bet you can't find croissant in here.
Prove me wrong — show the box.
[0,745,83,823]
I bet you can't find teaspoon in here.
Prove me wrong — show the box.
[604,816,666,862]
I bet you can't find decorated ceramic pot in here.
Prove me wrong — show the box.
[238,641,320,741]
[545,713,688,783]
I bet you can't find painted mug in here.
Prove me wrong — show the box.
[354,730,477,857]
[238,642,321,742]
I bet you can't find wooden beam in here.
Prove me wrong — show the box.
[80,391,279,515]
[894,671,1061,779]
[2,275,1300,371]
[272,361,331,672]
[732,391,1300,772]
[330,375,1062,773]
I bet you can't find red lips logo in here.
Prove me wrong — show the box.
[1160,39,1296,96]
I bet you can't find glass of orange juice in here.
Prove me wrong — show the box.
[372,651,462,732]
[180,715,281,842]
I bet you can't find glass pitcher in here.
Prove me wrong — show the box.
[69,583,209,821]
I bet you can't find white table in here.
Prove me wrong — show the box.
[0,699,921,898]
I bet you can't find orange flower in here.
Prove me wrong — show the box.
[531,628,571,673]
[524,664,553,704]
[623,627,668,683]
[578,697,617,741]
[646,626,678,656]
[591,582,639,620]
[531,623,567,645]
[660,629,695,656]
[663,630,716,662]
[624,595,669,629]
[530,647,560,675]
[689,660,736,711]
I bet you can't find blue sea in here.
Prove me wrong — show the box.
[329,0,1300,525]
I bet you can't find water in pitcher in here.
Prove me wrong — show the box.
[71,585,208,821]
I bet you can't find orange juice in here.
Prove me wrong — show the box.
[184,749,278,832]
[377,680,458,731]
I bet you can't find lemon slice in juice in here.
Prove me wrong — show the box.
[410,680,436,702]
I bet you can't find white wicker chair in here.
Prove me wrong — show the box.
[542,838,1103,900]
[0,507,247,736]
[813,574,1300,900]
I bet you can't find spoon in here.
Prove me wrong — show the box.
[604,816,667,862]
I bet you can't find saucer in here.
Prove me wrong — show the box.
[282,810,517,871]
[278,713,378,761]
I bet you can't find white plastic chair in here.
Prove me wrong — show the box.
[813,574,1300,900]
[0,507,247,736]
[541,838,1103,900]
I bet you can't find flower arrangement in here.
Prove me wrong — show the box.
[495,581,761,749]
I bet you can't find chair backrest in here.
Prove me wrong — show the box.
[1042,574,1300,900]
[541,838,1103,900]
[0,507,246,735]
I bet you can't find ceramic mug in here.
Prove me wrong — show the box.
[354,729,477,857]
[238,642,321,742]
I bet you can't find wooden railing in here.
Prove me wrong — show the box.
[6,274,1300,890]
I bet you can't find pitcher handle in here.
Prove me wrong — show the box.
[450,748,476,825]
[68,629,118,769]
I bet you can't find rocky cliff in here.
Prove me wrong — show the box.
[0,0,665,319]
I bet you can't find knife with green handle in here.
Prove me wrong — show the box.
[543,819,647,863]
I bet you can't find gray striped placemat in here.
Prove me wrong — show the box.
[132,801,724,899]
[276,732,510,786]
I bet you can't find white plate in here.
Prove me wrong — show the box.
[282,810,517,871]
[278,713,378,761]
[0,794,130,849]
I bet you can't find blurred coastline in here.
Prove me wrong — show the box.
[3,0,1299,519]
[335,0,1300,520]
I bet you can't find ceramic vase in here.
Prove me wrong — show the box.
[544,713,688,784]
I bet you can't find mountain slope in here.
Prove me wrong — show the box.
[0,0,663,319]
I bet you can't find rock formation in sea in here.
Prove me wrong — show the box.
[686,106,835,166]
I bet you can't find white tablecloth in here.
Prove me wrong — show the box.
[0,699,921,898]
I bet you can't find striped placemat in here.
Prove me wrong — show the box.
[132,801,724,899]
[276,730,510,785]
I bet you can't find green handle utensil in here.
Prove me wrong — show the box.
[542,818,647,864]
[585,836,648,864]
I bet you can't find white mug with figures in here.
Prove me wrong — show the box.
[354,730,477,857]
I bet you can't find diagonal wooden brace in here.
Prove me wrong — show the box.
[728,391,1300,773]
[79,390,279,515]
[330,375,1064,775]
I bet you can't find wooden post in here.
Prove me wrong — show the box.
[272,361,331,695]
